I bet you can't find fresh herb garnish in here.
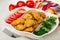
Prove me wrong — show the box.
[33,16,57,36]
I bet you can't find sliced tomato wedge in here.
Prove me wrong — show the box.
[14,12,20,16]
[9,4,16,11]
[9,14,17,20]
[26,1,35,8]
[17,1,25,7]
[5,19,12,24]
[6,8,25,24]
[8,17,14,21]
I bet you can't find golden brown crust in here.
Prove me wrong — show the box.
[39,12,46,19]
[24,19,35,27]
[33,21,39,29]
[22,13,33,20]
[11,18,25,26]
[25,27,34,32]
[15,24,26,31]
[11,10,46,32]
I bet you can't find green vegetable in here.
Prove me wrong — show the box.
[33,16,57,36]
[33,27,48,36]
[41,21,52,30]
[46,16,56,25]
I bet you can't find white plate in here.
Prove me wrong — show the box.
[1,7,59,39]
[0,0,59,39]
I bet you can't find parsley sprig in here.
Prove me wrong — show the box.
[33,16,57,36]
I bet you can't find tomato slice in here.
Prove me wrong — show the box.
[14,12,20,18]
[17,1,25,7]
[15,11,24,17]
[9,4,16,11]
[10,15,17,20]
[14,12,20,16]
[5,19,12,24]
[8,17,14,21]
[6,8,25,24]
[26,1,35,8]
[5,15,16,24]
[9,12,23,20]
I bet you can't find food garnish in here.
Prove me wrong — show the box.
[9,4,16,11]
[17,1,25,7]
[33,16,57,36]
[26,1,35,8]
[5,10,24,24]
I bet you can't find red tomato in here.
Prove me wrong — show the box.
[9,14,17,20]
[26,1,35,8]
[9,11,24,20]
[9,4,16,11]
[14,12,23,18]
[5,15,16,24]
[14,12,19,16]
[5,19,12,24]
[16,13,23,17]
[6,8,25,24]
[17,1,25,7]
[8,17,14,21]
[19,13,24,17]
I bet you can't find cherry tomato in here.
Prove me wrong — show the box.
[26,1,35,8]
[17,1,25,7]
[9,4,16,11]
